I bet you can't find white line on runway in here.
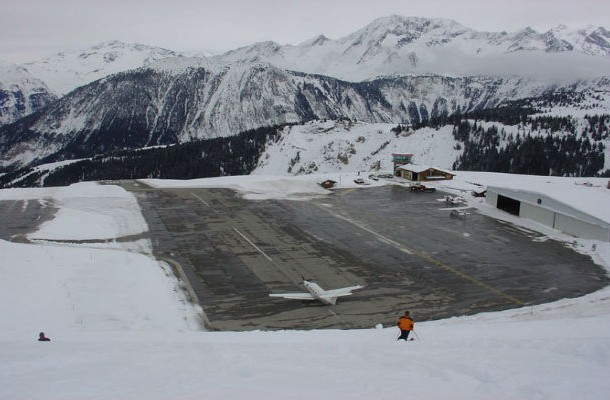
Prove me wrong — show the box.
[191,192,213,209]
[321,207,413,255]
[327,308,350,327]
[191,192,277,268]
[233,227,274,262]
[319,204,524,305]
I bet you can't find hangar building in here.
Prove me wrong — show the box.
[486,185,610,242]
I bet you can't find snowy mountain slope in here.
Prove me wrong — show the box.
[215,16,610,81]
[253,108,609,177]
[4,61,605,170]
[253,120,461,175]
[0,62,57,126]
[6,103,607,189]
[22,40,184,95]
[5,16,609,102]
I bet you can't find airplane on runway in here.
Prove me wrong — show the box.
[438,206,473,218]
[269,280,364,305]
[437,195,466,205]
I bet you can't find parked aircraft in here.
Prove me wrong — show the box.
[269,280,364,305]
[437,195,466,205]
[450,208,471,218]
[439,206,473,218]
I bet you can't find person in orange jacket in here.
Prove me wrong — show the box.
[397,310,414,341]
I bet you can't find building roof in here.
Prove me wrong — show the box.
[488,184,610,228]
[397,164,454,175]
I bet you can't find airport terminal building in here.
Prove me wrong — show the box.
[486,185,610,242]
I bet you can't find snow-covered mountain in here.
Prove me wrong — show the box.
[253,112,609,178]
[215,16,610,81]
[4,59,608,170]
[0,62,57,126]
[1,16,610,173]
[22,40,184,95]
[252,120,461,175]
[8,16,610,100]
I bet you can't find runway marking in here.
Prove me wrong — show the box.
[191,192,213,209]
[327,308,350,327]
[413,251,525,306]
[233,228,273,262]
[316,203,525,306]
[191,192,274,263]
[320,207,413,255]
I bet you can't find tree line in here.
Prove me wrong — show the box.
[396,91,609,177]
[451,119,608,176]
[1,125,285,188]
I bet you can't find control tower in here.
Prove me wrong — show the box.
[392,153,414,175]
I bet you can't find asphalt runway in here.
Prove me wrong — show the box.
[0,198,57,243]
[121,181,609,331]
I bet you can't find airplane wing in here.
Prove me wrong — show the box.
[269,292,317,300]
[322,285,364,297]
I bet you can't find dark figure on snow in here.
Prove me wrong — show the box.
[397,311,414,341]
[38,332,51,342]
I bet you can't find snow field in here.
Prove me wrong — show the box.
[1,176,610,399]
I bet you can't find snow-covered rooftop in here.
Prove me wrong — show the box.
[456,172,610,225]
[397,164,454,175]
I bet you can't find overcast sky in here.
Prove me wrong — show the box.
[2,0,610,63]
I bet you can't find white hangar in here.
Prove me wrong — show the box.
[486,185,610,242]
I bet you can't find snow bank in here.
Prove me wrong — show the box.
[2,176,610,399]
[0,182,201,340]
[29,183,149,241]
[144,174,335,200]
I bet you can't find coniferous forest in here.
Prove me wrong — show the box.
[407,92,609,177]
[449,115,608,176]
[0,125,283,188]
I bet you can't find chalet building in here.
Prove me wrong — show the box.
[396,164,455,182]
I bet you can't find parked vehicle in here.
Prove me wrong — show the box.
[410,183,436,193]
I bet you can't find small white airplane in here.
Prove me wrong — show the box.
[269,280,364,305]
[450,208,471,218]
[437,195,466,205]
[439,206,473,218]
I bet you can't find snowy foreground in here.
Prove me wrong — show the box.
[1,173,610,399]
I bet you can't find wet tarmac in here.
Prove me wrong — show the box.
[121,181,609,331]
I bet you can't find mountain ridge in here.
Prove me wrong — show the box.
[0,62,57,126]
[8,15,610,98]
[23,40,183,95]
[1,15,610,176]
[1,61,609,171]
[213,15,610,81]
